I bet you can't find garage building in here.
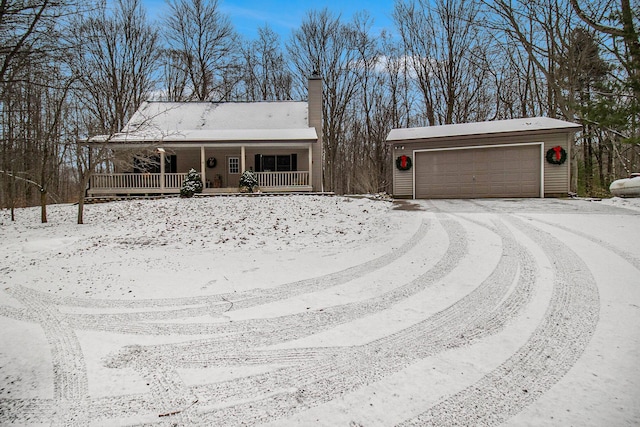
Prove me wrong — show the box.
[387,117,581,199]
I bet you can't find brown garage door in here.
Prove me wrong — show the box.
[415,144,541,198]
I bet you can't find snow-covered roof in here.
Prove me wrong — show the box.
[107,128,318,143]
[100,101,317,143]
[386,117,581,143]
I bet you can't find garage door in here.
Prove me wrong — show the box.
[415,144,541,199]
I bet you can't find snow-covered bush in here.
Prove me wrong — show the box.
[180,168,203,198]
[239,170,259,193]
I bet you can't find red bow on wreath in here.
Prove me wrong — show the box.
[400,155,408,169]
[396,155,412,171]
[545,146,567,165]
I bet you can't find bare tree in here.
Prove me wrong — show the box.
[67,0,160,223]
[31,65,75,223]
[394,0,493,125]
[342,13,394,194]
[0,0,61,87]
[163,0,239,101]
[570,0,640,100]
[240,25,292,101]
[489,41,546,119]
[570,0,640,180]
[162,48,190,102]
[68,0,159,135]
[484,0,580,118]
[380,34,417,130]
[485,0,638,193]
[483,0,588,191]
[288,9,361,192]
[0,0,80,221]
[560,28,610,194]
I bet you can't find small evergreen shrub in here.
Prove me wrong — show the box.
[239,170,259,193]
[180,168,203,198]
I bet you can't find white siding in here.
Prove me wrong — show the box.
[542,134,571,195]
[392,148,414,197]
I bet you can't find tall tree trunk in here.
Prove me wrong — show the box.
[584,131,595,195]
[596,141,605,188]
[40,189,47,223]
[77,194,85,224]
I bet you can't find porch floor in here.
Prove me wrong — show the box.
[84,190,333,204]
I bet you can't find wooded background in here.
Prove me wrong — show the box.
[1,0,638,219]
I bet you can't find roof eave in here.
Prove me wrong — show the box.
[85,139,318,149]
[386,122,582,144]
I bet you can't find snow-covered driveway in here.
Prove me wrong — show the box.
[1,196,639,426]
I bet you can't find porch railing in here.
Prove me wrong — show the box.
[89,171,310,192]
[90,173,188,190]
[255,171,309,188]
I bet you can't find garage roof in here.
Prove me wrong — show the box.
[387,117,581,143]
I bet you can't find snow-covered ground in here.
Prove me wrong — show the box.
[1,195,639,426]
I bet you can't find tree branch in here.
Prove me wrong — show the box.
[568,0,625,37]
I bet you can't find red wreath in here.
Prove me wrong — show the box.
[545,146,567,165]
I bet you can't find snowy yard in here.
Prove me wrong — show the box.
[1,195,639,426]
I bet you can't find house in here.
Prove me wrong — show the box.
[86,75,323,196]
[386,117,581,199]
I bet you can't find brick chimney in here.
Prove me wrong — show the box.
[308,72,323,192]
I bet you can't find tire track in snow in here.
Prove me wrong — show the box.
[20,220,429,314]
[110,345,198,425]
[396,213,600,426]
[0,398,57,424]
[0,214,538,426]
[4,286,90,426]
[525,216,640,272]
[152,217,536,426]
[44,220,431,338]
[0,219,428,424]
[95,215,461,420]
[105,216,460,362]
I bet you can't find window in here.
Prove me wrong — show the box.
[133,154,177,173]
[277,155,291,171]
[254,154,297,172]
[228,157,240,174]
[165,155,177,173]
[262,155,276,172]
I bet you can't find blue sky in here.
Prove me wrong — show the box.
[142,0,396,41]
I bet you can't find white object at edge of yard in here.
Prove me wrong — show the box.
[609,173,640,197]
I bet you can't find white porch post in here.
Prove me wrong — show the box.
[159,148,166,192]
[241,145,246,172]
[200,146,206,185]
[308,145,313,187]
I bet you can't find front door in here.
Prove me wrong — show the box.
[226,155,240,188]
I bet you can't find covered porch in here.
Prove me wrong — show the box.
[87,143,316,196]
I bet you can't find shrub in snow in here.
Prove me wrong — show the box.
[239,170,259,193]
[180,168,203,198]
